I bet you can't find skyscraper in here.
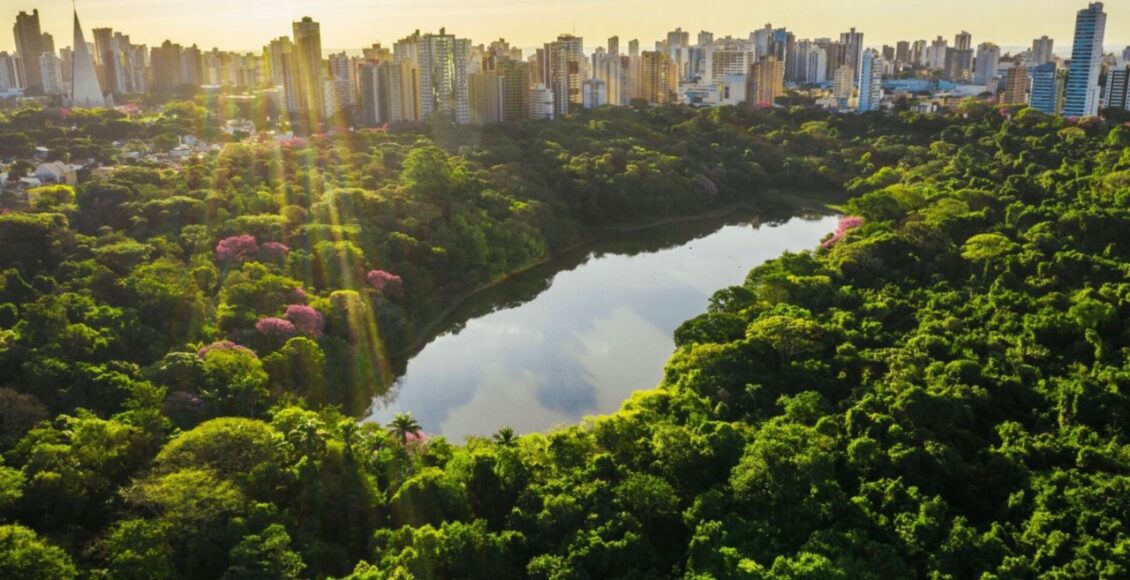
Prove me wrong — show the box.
[1030,62,1064,114]
[974,43,1001,85]
[70,9,106,107]
[292,17,325,126]
[857,49,882,112]
[747,55,784,108]
[0,52,20,90]
[545,34,583,116]
[1103,65,1129,110]
[1032,36,1055,65]
[409,29,472,124]
[1063,2,1106,117]
[839,27,864,86]
[1002,64,1029,105]
[945,31,974,83]
[13,9,45,91]
[39,51,64,95]
[640,50,676,105]
[895,41,911,67]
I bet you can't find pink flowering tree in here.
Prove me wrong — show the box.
[367,270,403,295]
[216,235,259,262]
[285,304,324,338]
[197,340,257,359]
[259,241,290,261]
[290,287,308,303]
[256,317,297,342]
[821,216,865,249]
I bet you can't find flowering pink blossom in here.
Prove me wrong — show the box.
[198,340,257,359]
[216,235,259,262]
[290,288,308,303]
[285,304,324,338]
[366,270,403,294]
[255,317,297,340]
[821,216,865,249]
[259,241,290,261]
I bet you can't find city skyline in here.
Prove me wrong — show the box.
[2,0,1128,55]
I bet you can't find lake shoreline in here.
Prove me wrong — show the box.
[395,190,843,358]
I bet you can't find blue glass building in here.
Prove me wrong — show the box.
[1063,2,1106,117]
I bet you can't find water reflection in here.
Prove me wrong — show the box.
[366,210,838,440]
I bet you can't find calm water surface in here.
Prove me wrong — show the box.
[366,210,838,440]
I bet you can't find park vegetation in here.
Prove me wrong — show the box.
[1,100,1129,577]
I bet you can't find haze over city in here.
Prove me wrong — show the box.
[1,0,1127,53]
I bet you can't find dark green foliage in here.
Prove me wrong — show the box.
[1,104,1129,577]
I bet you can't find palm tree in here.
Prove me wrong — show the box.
[493,426,518,447]
[387,412,422,444]
[337,419,360,454]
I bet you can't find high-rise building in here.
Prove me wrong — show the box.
[927,36,948,70]
[1063,2,1106,117]
[628,39,640,58]
[839,27,864,86]
[803,43,827,84]
[291,17,325,126]
[895,41,911,67]
[704,42,754,85]
[528,83,554,119]
[92,27,113,89]
[697,31,714,47]
[327,52,356,119]
[39,51,64,95]
[499,59,530,122]
[1002,64,1029,105]
[608,36,619,56]
[70,9,106,107]
[403,29,472,123]
[592,49,624,106]
[582,78,606,108]
[912,40,927,67]
[1030,62,1064,114]
[151,40,184,93]
[954,31,972,52]
[945,32,974,83]
[832,64,854,107]
[747,55,784,108]
[1032,36,1055,65]
[857,49,882,112]
[1103,65,1129,110]
[640,50,677,105]
[358,60,388,126]
[974,43,1001,85]
[13,9,45,91]
[469,69,504,122]
[545,34,583,116]
[0,52,20,90]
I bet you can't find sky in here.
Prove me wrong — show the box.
[2,0,1128,55]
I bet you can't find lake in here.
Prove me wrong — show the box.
[365,209,839,440]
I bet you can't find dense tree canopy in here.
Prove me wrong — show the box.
[1,103,1128,577]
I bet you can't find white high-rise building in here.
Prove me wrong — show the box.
[545,34,583,117]
[1032,36,1055,65]
[39,51,64,95]
[397,29,471,124]
[0,52,20,90]
[528,83,554,119]
[70,10,106,107]
[974,43,1000,85]
[704,42,755,85]
[857,49,882,112]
